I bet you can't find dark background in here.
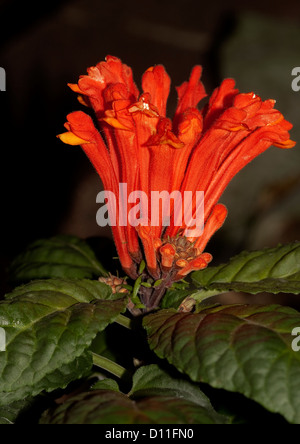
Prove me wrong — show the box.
[1,0,300,295]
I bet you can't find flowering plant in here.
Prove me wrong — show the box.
[1,56,300,425]
[58,56,294,311]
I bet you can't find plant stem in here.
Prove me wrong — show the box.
[147,276,174,311]
[115,314,133,329]
[191,289,228,303]
[92,353,127,379]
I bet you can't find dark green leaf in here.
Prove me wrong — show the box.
[130,364,227,422]
[161,288,193,310]
[9,235,107,283]
[91,378,120,392]
[0,279,127,405]
[192,242,300,297]
[41,365,227,424]
[0,399,32,424]
[144,305,300,424]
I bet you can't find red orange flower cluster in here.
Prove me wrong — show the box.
[59,55,295,307]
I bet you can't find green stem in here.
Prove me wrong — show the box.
[92,353,127,379]
[114,314,133,330]
[191,289,228,303]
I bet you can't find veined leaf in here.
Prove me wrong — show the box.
[0,279,127,405]
[41,365,228,424]
[144,305,300,423]
[161,288,193,310]
[9,235,107,283]
[130,364,224,416]
[0,399,32,424]
[192,242,300,296]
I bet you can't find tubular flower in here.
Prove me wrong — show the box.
[58,55,295,310]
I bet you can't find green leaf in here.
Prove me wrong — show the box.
[0,399,32,424]
[130,364,226,422]
[144,305,300,424]
[164,243,300,309]
[41,365,227,424]
[161,288,193,310]
[192,242,300,297]
[9,235,107,283]
[91,378,120,392]
[0,279,128,405]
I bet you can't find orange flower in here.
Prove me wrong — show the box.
[58,56,295,308]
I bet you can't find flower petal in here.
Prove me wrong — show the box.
[203,78,239,130]
[57,132,90,146]
[146,117,184,149]
[77,56,139,116]
[174,66,206,119]
[194,204,228,252]
[142,65,171,116]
